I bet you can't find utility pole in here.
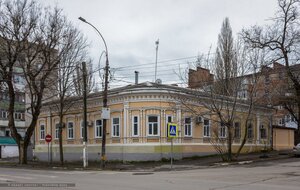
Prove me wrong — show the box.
[82,61,88,168]
[101,55,109,169]
[154,39,159,82]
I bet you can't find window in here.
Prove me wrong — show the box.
[67,122,74,139]
[166,115,172,123]
[278,118,285,126]
[95,120,102,138]
[1,110,7,119]
[234,122,241,139]
[148,116,159,136]
[260,125,267,139]
[40,124,45,140]
[184,117,192,137]
[219,123,226,138]
[14,112,22,120]
[238,90,247,99]
[80,121,85,139]
[247,123,253,139]
[132,116,139,137]
[166,115,173,136]
[55,123,59,139]
[112,118,120,137]
[203,119,210,137]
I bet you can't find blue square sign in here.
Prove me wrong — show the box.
[167,123,178,138]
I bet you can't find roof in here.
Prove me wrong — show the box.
[272,125,296,130]
[42,81,272,112]
[0,137,17,145]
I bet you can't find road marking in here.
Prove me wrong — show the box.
[0,177,14,182]
[23,173,57,178]
[52,171,97,175]
[0,175,33,180]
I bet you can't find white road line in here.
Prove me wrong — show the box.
[0,175,33,180]
[0,177,14,182]
[23,174,57,178]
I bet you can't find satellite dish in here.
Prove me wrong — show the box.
[155,79,162,84]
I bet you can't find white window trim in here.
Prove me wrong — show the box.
[184,117,192,137]
[203,119,210,137]
[80,120,89,139]
[219,124,226,138]
[147,115,160,137]
[166,115,173,136]
[40,124,45,140]
[67,122,74,139]
[132,115,139,137]
[95,119,103,138]
[80,120,84,139]
[55,122,59,139]
[111,117,121,137]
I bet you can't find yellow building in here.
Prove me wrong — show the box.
[34,82,272,162]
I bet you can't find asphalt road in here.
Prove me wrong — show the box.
[0,157,300,190]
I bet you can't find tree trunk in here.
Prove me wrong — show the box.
[296,109,300,145]
[18,140,28,165]
[235,119,249,158]
[59,114,64,165]
[227,126,232,162]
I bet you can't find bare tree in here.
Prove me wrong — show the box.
[0,0,87,164]
[179,18,265,162]
[242,0,300,144]
[46,26,90,165]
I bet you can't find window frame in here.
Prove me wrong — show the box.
[95,119,103,138]
[203,118,210,137]
[260,125,267,139]
[112,117,120,137]
[55,123,59,139]
[219,123,226,138]
[147,115,160,136]
[132,115,139,137]
[67,122,74,139]
[247,123,253,139]
[234,122,241,139]
[40,124,45,140]
[184,117,192,137]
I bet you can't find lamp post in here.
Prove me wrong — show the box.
[79,17,109,169]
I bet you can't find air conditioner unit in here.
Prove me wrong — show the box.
[196,116,203,124]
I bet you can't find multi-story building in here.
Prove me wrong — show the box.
[34,82,273,162]
[0,66,26,138]
[188,62,299,143]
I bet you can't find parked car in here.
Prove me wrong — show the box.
[293,143,300,157]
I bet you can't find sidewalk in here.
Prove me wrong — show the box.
[0,150,294,172]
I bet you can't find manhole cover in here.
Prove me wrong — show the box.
[132,172,153,175]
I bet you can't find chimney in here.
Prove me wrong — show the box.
[134,71,139,84]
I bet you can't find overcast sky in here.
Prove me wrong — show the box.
[42,0,278,87]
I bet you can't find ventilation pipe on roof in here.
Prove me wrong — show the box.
[134,71,139,85]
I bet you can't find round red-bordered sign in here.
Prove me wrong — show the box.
[45,134,52,143]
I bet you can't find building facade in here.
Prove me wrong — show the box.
[0,66,26,138]
[188,63,299,138]
[34,82,272,162]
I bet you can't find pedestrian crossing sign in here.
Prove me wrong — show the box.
[167,123,178,138]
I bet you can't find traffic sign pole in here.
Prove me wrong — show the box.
[45,134,52,165]
[167,123,178,170]
[171,138,173,169]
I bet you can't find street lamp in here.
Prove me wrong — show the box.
[79,16,109,169]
